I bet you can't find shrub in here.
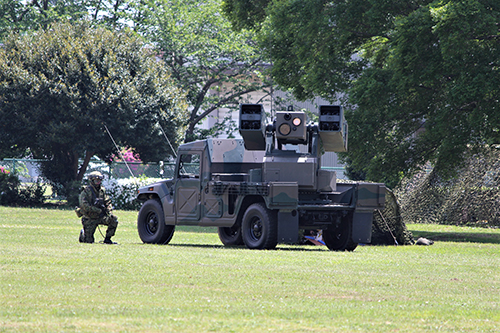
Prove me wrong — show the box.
[0,169,47,207]
[18,180,47,207]
[0,170,20,206]
[106,176,164,210]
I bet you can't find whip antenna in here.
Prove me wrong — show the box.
[158,122,177,158]
[104,124,137,184]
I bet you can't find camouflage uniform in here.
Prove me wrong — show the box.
[78,172,118,244]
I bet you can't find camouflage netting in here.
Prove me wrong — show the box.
[395,148,500,228]
[371,188,415,245]
[338,180,415,245]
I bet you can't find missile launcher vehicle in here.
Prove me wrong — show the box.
[136,104,386,251]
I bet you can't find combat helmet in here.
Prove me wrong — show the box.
[88,171,104,187]
[88,171,104,180]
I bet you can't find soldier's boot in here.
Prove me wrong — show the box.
[103,237,117,244]
[79,229,85,243]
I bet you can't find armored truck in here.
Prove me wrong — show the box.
[136,104,385,251]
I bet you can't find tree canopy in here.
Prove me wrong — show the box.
[0,0,137,40]
[134,0,271,142]
[0,22,187,200]
[223,0,500,188]
[2,0,273,144]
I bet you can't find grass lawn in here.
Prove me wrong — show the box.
[1,207,499,332]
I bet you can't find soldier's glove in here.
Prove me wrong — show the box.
[94,198,105,210]
[94,198,108,217]
[75,207,83,218]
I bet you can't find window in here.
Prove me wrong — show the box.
[178,153,200,178]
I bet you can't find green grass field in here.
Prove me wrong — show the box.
[1,207,499,332]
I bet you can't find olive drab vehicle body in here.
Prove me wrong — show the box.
[137,104,386,251]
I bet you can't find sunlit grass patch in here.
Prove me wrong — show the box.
[1,207,499,332]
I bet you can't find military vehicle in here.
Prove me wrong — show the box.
[136,104,386,251]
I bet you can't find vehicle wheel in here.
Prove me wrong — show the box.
[323,216,358,251]
[218,223,244,246]
[241,203,277,250]
[137,199,175,244]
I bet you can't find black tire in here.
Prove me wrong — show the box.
[218,223,244,246]
[323,216,358,251]
[241,203,277,250]
[137,199,175,244]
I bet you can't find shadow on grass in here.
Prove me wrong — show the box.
[166,243,328,252]
[410,230,500,244]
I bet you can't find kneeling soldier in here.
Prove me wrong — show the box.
[78,171,118,244]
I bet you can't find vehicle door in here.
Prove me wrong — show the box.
[175,152,202,224]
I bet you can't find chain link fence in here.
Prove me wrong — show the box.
[0,158,176,183]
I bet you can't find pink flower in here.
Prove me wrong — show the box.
[112,147,142,163]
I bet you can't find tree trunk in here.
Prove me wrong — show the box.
[184,123,197,143]
[77,150,94,181]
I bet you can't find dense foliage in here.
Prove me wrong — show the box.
[223,0,500,188]
[0,0,136,40]
[134,0,271,142]
[1,0,274,144]
[0,169,46,207]
[0,22,187,204]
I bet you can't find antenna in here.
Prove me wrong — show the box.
[156,114,178,158]
[104,124,137,184]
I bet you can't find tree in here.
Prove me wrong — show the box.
[0,22,187,203]
[346,0,500,187]
[223,0,500,188]
[2,0,273,143]
[221,0,270,32]
[0,0,139,41]
[133,0,271,142]
[0,0,89,40]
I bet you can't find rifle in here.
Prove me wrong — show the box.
[89,186,109,218]
[94,198,110,218]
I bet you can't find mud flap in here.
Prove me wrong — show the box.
[277,211,299,244]
[352,212,373,244]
